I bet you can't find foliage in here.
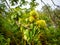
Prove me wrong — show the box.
[0,0,60,45]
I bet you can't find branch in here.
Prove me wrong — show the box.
[10,0,20,8]
[51,0,60,8]
[51,0,60,19]
[5,0,10,8]
[41,0,53,19]
[41,0,60,26]
[41,0,57,25]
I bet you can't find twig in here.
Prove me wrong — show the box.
[5,0,10,8]
[51,0,60,8]
[41,0,54,21]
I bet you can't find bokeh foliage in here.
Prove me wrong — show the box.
[0,0,60,45]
